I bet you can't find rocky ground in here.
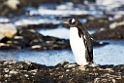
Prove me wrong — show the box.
[0,60,124,83]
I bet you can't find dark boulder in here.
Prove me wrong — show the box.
[0,0,24,17]
[84,16,111,29]
[0,28,70,50]
[92,21,124,40]
[19,23,59,29]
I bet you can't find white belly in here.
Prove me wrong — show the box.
[70,27,88,65]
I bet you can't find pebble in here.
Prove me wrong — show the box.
[64,63,77,68]
[0,23,17,38]
[31,45,42,49]
[13,36,23,39]
[4,68,9,73]
[4,74,11,78]
[9,70,18,75]
[3,60,16,65]
[109,22,118,29]
[24,60,31,65]
[4,0,20,10]
[24,74,29,77]
[29,69,38,75]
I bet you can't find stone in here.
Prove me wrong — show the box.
[3,60,16,65]
[4,0,20,10]
[64,63,77,68]
[9,70,18,75]
[0,27,70,50]
[0,0,23,17]
[4,68,9,73]
[92,21,124,40]
[84,16,111,29]
[0,23,17,38]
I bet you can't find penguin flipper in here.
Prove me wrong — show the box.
[78,28,93,63]
[83,35,93,63]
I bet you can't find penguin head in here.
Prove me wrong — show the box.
[63,18,81,27]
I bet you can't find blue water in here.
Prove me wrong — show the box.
[0,0,124,66]
[0,40,124,66]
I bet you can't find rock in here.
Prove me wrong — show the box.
[114,14,123,22]
[92,21,124,40]
[4,0,20,10]
[84,16,111,29]
[86,0,96,3]
[1,60,124,83]
[19,0,63,7]
[0,0,24,17]
[19,23,59,29]
[19,0,83,7]
[0,23,17,39]
[18,29,70,50]
[0,43,10,49]
[0,28,70,50]
[18,29,43,41]
[109,21,124,29]
[93,41,109,47]
[9,70,18,75]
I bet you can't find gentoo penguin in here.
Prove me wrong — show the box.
[63,18,96,68]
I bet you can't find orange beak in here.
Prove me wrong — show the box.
[63,21,69,25]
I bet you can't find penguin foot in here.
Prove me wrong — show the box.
[78,65,86,71]
[89,63,99,67]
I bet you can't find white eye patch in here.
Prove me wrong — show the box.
[71,18,75,23]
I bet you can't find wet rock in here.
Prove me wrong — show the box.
[0,28,70,50]
[86,0,96,3]
[19,0,63,7]
[9,70,18,75]
[0,0,24,17]
[93,41,109,47]
[1,60,124,83]
[0,23,17,39]
[113,14,123,22]
[109,21,124,29]
[92,21,124,40]
[19,23,59,29]
[84,16,111,29]
[19,0,83,7]
[5,0,20,10]
[18,29,70,50]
